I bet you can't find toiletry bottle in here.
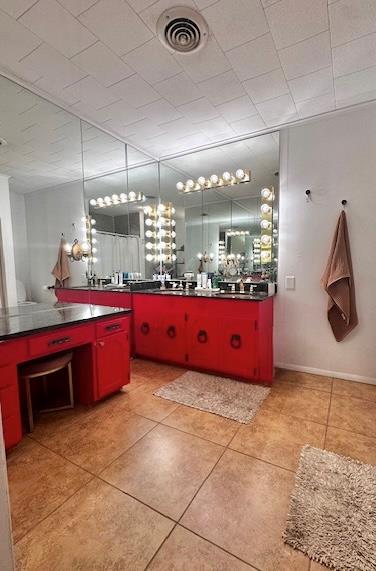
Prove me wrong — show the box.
[239,278,245,293]
[196,273,202,289]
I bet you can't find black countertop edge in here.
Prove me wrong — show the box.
[132,290,274,302]
[0,304,132,343]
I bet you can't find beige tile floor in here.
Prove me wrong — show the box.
[7,360,376,570]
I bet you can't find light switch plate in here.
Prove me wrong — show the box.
[285,275,295,290]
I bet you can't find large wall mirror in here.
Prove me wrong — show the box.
[1,71,279,306]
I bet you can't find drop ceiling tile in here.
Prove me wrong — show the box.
[123,38,182,84]
[244,69,289,103]
[202,0,269,52]
[256,93,297,124]
[57,0,98,16]
[279,31,332,80]
[19,0,96,58]
[265,0,328,49]
[289,66,333,102]
[333,32,376,78]
[216,95,258,122]
[155,73,203,106]
[109,74,160,107]
[178,97,219,123]
[71,42,134,87]
[335,65,376,103]
[35,77,81,104]
[0,9,41,65]
[21,43,88,90]
[195,0,218,8]
[79,0,153,56]
[226,33,280,81]
[296,92,335,118]
[174,37,231,82]
[198,70,246,105]
[122,118,167,138]
[330,0,376,47]
[138,98,182,123]
[230,113,266,135]
[139,0,196,31]
[63,76,119,109]
[196,118,234,138]
[0,0,38,18]
[126,0,157,13]
[97,101,146,125]
[158,117,203,138]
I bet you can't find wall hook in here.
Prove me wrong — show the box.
[341,199,347,207]
[305,189,311,202]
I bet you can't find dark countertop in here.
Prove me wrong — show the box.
[133,289,273,301]
[0,303,132,342]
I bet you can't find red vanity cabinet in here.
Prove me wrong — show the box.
[95,327,130,400]
[132,294,161,360]
[0,339,26,449]
[158,298,187,364]
[55,288,91,304]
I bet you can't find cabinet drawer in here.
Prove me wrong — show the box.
[28,324,93,358]
[0,383,19,419]
[96,317,128,338]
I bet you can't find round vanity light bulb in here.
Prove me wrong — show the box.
[91,228,97,235]
[261,187,272,199]
[171,231,176,238]
[82,242,90,252]
[145,218,153,227]
[104,196,111,204]
[91,219,96,225]
[210,174,219,185]
[172,243,176,250]
[92,238,97,244]
[222,171,231,182]
[172,254,177,261]
[92,247,97,254]
[171,220,176,227]
[171,207,176,214]
[64,242,72,253]
[237,254,241,259]
[92,257,98,263]
[128,191,136,201]
[261,234,271,245]
[120,193,127,202]
[89,199,97,206]
[111,194,119,201]
[261,204,271,214]
[145,242,153,250]
[235,169,245,180]
[146,254,154,262]
[261,219,271,229]
[145,230,154,238]
[186,179,195,189]
[144,206,152,215]
[197,176,206,186]
[159,241,166,249]
[197,252,203,260]
[176,181,184,191]
[157,203,166,212]
[96,197,104,204]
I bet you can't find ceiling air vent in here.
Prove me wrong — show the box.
[156,7,208,54]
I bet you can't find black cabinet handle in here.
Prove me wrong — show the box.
[48,336,71,346]
[197,330,208,343]
[141,322,150,335]
[230,334,241,349]
[167,325,176,338]
[105,323,121,332]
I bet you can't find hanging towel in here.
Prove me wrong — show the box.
[52,237,70,288]
[321,211,358,341]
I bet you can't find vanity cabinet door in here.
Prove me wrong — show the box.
[158,308,187,365]
[133,295,160,359]
[0,364,22,449]
[187,315,220,372]
[96,330,130,399]
[219,319,258,380]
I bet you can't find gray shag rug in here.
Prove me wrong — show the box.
[154,371,270,423]
[284,445,376,571]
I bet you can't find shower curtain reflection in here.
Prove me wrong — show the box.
[95,231,144,279]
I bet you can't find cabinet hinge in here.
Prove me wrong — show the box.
[185,353,189,362]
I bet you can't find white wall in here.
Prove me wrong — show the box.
[0,175,17,307]
[25,181,87,303]
[9,192,30,299]
[276,104,376,383]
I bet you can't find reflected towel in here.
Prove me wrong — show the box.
[52,237,70,288]
[321,211,358,341]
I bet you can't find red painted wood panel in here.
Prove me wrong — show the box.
[96,329,130,398]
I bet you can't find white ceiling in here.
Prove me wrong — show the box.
[0,0,375,159]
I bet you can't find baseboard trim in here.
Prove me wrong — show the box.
[275,362,376,386]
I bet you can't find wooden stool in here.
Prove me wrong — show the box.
[20,351,74,432]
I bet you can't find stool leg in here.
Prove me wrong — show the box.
[42,375,48,398]
[25,377,34,432]
[67,362,74,409]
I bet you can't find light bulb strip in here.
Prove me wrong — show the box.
[90,192,146,208]
[260,186,273,265]
[144,202,177,264]
[176,169,251,194]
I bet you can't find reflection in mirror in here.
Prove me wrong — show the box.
[0,75,85,305]
[160,133,279,285]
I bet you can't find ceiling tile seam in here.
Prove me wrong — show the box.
[260,2,299,115]
[326,0,336,111]
[14,0,40,21]
[284,63,334,85]
[16,40,44,66]
[333,61,376,81]
[331,28,376,51]
[70,0,101,18]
